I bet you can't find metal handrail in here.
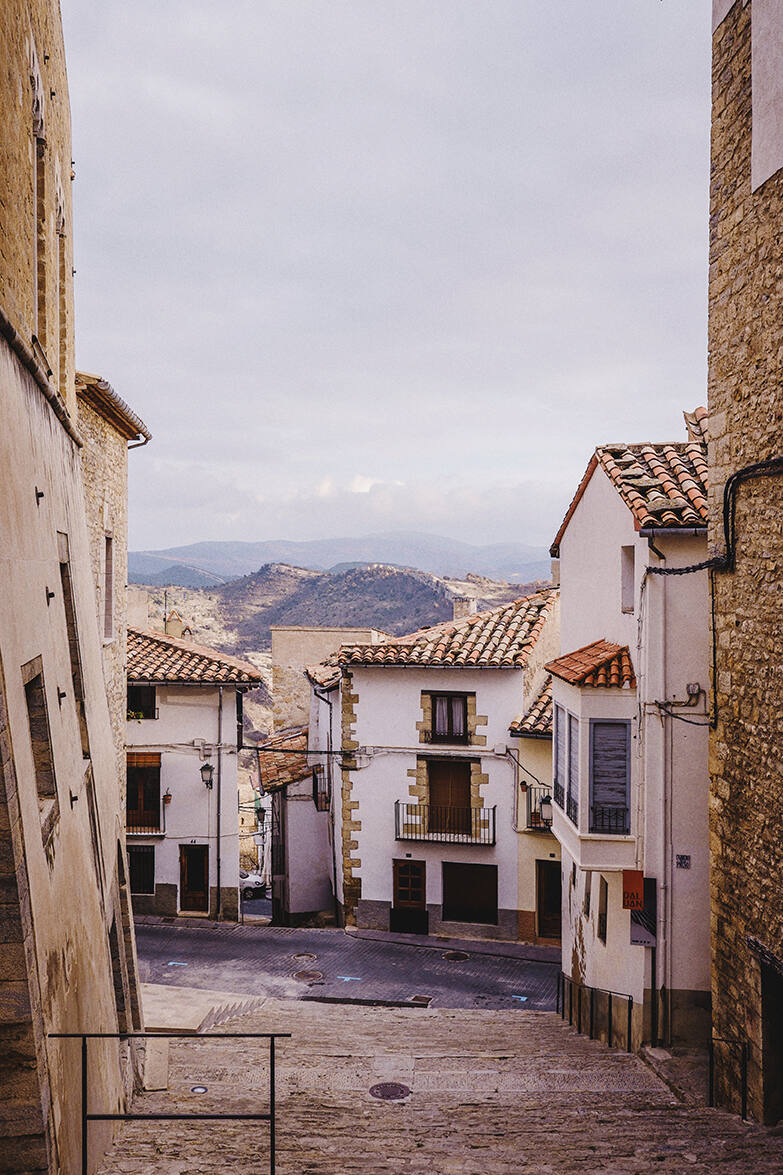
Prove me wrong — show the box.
[557,971,633,1053]
[48,1030,291,1175]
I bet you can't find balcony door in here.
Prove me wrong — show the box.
[428,759,472,835]
[126,752,161,832]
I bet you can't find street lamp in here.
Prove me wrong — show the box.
[200,761,214,789]
[539,795,553,825]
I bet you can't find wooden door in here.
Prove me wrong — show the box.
[391,859,428,934]
[537,859,562,939]
[442,862,498,924]
[180,844,209,912]
[428,760,472,835]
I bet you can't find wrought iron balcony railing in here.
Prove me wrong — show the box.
[126,811,163,835]
[590,804,630,835]
[566,792,579,826]
[394,802,496,845]
[522,785,553,831]
[553,780,565,809]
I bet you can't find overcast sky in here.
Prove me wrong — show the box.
[61,1,711,552]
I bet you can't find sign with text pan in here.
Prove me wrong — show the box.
[622,869,644,910]
[630,878,657,947]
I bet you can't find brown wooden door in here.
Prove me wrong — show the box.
[391,859,428,934]
[428,760,472,835]
[180,844,209,912]
[442,862,498,924]
[537,859,562,939]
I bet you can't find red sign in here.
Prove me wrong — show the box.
[622,870,644,910]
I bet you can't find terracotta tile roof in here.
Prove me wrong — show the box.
[76,371,151,442]
[545,640,637,689]
[338,589,558,670]
[305,655,341,690]
[256,727,311,791]
[510,676,552,738]
[127,628,263,685]
[550,408,708,556]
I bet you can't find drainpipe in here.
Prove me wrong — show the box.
[216,686,223,919]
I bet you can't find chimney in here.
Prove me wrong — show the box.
[452,596,477,620]
[551,559,560,588]
[126,586,150,629]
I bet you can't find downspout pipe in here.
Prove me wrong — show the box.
[216,686,223,919]
[314,684,341,927]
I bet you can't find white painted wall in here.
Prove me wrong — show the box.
[126,684,240,906]
[283,776,334,914]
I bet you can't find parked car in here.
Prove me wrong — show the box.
[239,870,267,900]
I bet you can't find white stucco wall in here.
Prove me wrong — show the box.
[126,684,240,906]
[284,776,334,914]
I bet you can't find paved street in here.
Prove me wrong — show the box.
[135,922,559,1010]
[97,999,783,1174]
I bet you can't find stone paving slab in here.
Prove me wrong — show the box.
[95,1001,783,1175]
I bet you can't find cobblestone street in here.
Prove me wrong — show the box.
[96,999,783,1174]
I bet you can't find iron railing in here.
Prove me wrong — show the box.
[48,1030,291,1175]
[553,780,564,809]
[590,803,630,835]
[126,813,163,835]
[566,792,579,825]
[394,802,496,845]
[557,971,633,1052]
[522,785,553,831]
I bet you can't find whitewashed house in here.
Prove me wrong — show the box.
[309,591,560,941]
[125,628,262,919]
[547,407,711,1048]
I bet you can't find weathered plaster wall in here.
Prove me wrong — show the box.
[271,626,384,731]
[709,0,783,1121]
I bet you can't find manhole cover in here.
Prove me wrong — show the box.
[369,1082,411,1101]
[292,953,317,963]
[293,970,324,982]
[442,950,469,961]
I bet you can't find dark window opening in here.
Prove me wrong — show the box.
[128,845,155,894]
[598,875,608,943]
[58,537,89,756]
[103,534,114,639]
[126,753,161,832]
[761,962,783,1125]
[23,667,56,801]
[430,693,469,744]
[236,689,244,749]
[312,765,330,811]
[108,917,129,1032]
[442,862,497,924]
[127,684,156,720]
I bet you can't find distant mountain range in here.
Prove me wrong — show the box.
[128,531,550,587]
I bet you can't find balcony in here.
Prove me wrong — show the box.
[590,804,630,836]
[521,785,554,832]
[126,811,164,836]
[394,802,496,846]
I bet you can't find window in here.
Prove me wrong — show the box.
[427,759,472,835]
[22,657,58,843]
[590,720,631,834]
[442,862,497,924]
[553,705,578,824]
[584,870,592,917]
[430,693,468,744]
[597,875,608,943]
[128,845,155,894]
[103,535,114,639]
[621,546,635,614]
[127,684,156,720]
[312,764,330,811]
[236,689,244,749]
[126,752,161,832]
[58,535,89,756]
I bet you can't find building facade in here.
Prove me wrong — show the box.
[125,628,262,921]
[271,624,387,731]
[310,592,560,940]
[709,0,783,1123]
[548,414,711,1049]
[0,5,145,1171]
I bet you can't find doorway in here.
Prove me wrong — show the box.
[442,862,497,924]
[391,859,428,934]
[180,844,209,913]
[762,962,783,1124]
[537,859,562,939]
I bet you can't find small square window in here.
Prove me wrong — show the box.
[127,684,156,720]
[430,694,468,744]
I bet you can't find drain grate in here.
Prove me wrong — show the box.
[292,953,317,963]
[408,994,432,1006]
[293,970,324,983]
[369,1082,411,1101]
[442,950,469,962]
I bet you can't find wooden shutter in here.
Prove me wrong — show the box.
[127,752,161,767]
[555,706,566,788]
[591,722,629,806]
[568,714,579,799]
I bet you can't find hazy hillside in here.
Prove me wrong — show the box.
[129,531,550,585]
[138,563,547,655]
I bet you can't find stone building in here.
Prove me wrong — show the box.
[271,625,387,731]
[708,0,783,1124]
[0,3,146,1171]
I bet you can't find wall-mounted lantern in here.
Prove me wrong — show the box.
[539,795,553,825]
[200,762,214,790]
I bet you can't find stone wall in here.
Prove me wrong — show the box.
[709,0,783,1124]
